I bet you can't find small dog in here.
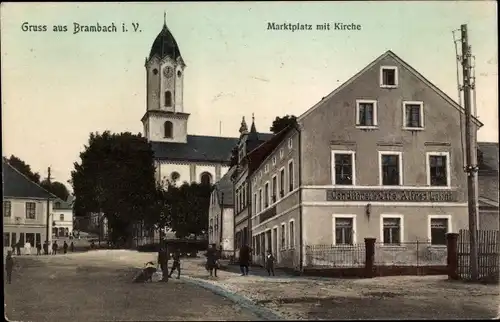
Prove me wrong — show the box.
[133,262,157,283]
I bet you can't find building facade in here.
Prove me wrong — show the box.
[232,117,273,255]
[208,168,235,252]
[3,159,55,253]
[52,197,74,238]
[249,50,483,270]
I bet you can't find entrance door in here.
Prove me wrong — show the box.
[26,233,35,245]
[265,230,272,253]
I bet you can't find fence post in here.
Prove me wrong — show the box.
[364,238,376,278]
[446,233,459,280]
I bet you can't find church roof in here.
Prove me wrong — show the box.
[151,133,273,163]
[2,158,56,200]
[149,22,182,60]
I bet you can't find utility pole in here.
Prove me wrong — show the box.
[46,167,52,246]
[461,24,479,281]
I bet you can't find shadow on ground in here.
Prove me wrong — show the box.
[4,255,261,321]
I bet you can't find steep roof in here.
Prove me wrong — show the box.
[149,22,182,61]
[151,133,273,163]
[247,126,298,177]
[2,158,56,199]
[214,167,235,207]
[298,50,483,128]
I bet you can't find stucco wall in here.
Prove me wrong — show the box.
[301,204,468,245]
[299,55,475,204]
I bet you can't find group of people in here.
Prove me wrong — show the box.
[204,243,276,278]
[156,245,182,282]
[11,240,74,256]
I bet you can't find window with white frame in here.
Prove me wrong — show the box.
[280,149,284,159]
[288,160,294,192]
[60,214,64,221]
[258,189,262,213]
[288,137,293,149]
[260,171,263,178]
[380,152,402,186]
[430,218,449,245]
[289,220,295,248]
[332,151,355,185]
[403,101,424,129]
[356,100,377,127]
[279,168,285,198]
[271,175,277,203]
[26,202,36,219]
[280,223,286,249]
[264,182,270,208]
[3,201,11,217]
[272,156,277,166]
[380,66,398,87]
[428,153,449,187]
[382,217,402,245]
[335,217,354,245]
[265,164,269,173]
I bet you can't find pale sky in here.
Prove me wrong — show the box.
[1,2,498,190]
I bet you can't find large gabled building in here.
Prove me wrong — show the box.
[3,158,56,253]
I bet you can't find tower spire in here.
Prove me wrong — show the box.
[250,113,257,133]
[163,11,167,27]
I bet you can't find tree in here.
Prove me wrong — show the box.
[41,180,70,201]
[159,181,212,239]
[270,115,298,134]
[71,131,158,246]
[6,155,41,183]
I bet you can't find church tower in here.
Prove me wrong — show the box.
[142,13,189,143]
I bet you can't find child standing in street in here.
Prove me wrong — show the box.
[168,248,181,279]
[265,249,275,276]
[5,250,14,284]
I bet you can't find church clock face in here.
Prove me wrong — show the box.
[163,66,173,78]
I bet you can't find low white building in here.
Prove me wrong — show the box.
[3,158,55,253]
[52,196,74,238]
[208,168,235,253]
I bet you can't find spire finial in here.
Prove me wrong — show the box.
[252,113,255,122]
[163,11,167,26]
[239,116,248,134]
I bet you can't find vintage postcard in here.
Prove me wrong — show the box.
[2,1,498,321]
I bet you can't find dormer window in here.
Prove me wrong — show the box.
[380,66,398,88]
[288,138,293,149]
[272,156,277,166]
[265,164,269,173]
[280,149,284,159]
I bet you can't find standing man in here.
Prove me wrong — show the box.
[63,241,68,254]
[43,241,49,255]
[36,242,42,255]
[157,243,169,282]
[52,241,58,255]
[239,243,251,276]
[15,241,21,256]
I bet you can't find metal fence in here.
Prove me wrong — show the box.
[305,244,366,268]
[458,229,500,282]
[374,242,447,266]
